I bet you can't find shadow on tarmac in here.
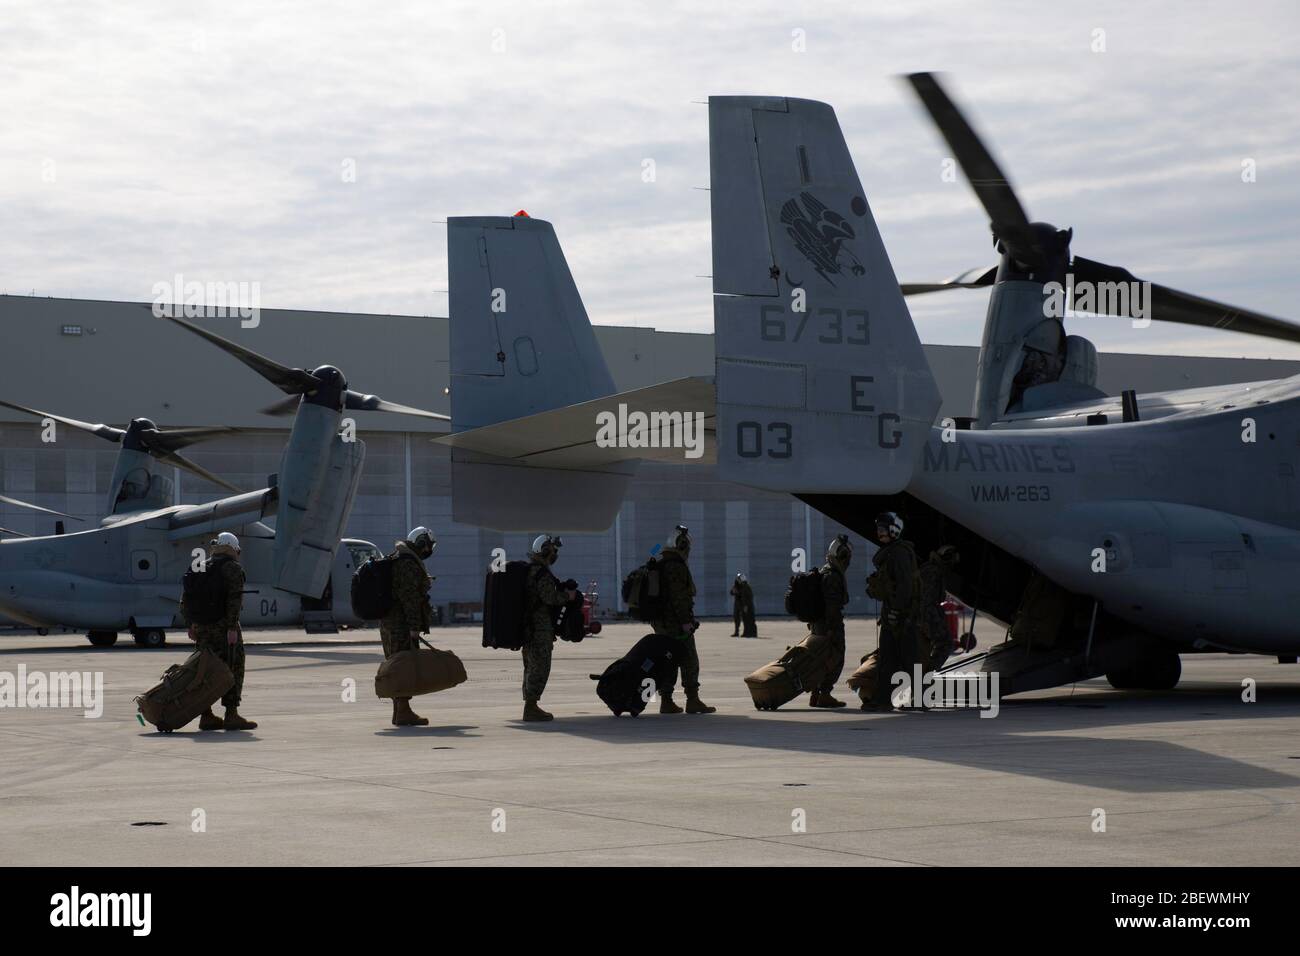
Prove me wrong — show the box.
[513,685,1300,794]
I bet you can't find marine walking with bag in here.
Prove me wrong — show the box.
[650,525,715,715]
[181,531,257,731]
[377,527,438,726]
[521,534,577,722]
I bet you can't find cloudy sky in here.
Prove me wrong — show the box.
[3,0,1299,358]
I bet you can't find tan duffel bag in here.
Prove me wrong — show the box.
[846,651,879,707]
[136,646,235,732]
[375,638,468,699]
[744,631,837,711]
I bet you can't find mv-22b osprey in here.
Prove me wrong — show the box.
[0,313,447,646]
[437,84,1300,697]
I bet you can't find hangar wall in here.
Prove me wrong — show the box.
[4,295,1299,622]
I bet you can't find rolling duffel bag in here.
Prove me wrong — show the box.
[744,631,837,711]
[590,634,681,716]
[135,646,235,732]
[846,650,879,707]
[375,637,468,699]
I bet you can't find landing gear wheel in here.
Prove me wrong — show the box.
[133,629,166,648]
[87,631,118,647]
[1106,651,1181,691]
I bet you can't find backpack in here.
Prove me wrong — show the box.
[351,555,395,621]
[183,557,230,626]
[784,568,823,623]
[622,559,664,622]
[482,560,531,650]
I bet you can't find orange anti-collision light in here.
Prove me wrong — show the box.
[513,209,530,218]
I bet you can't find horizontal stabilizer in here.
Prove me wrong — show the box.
[436,376,715,468]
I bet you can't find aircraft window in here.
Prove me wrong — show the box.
[347,544,381,567]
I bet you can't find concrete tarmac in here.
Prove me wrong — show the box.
[1,619,1298,866]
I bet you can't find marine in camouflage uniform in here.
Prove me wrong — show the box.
[380,527,436,727]
[521,534,574,722]
[730,573,757,637]
[866,512,919,712]
[809,534,852,708]
[183,532,256,731]
[918,545,960,674]
[651,525,715,715]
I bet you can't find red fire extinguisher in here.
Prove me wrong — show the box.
[582,580,602,635]
[942,599,961,642]
[943,600,977,653]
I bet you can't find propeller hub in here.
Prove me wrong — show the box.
[996,221,1072,287]
[122,418,158,451]
[307,365,348,411]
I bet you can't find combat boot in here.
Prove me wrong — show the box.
[659,692,683,715]
[523,699,553,722]
[392,698,429,727]
[810,690,847,709]
[685,690,716,715]
[223,707,258,731]
[198,708,224,731]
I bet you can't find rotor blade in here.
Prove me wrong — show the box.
[0,526,30,538]
[154,309,320,395]
[154,450,241,494]
[1070,256,1300,344]
[904,72,1041,267]
[0,398,125,442]
[343,391,451,421]
[0,494,84,520]
[259,396,302,417]
[145,425,240,454]
[901,265,998,297]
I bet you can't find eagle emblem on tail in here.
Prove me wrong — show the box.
[780,191,866,286]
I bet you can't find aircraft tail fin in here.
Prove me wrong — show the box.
[446,215,632,531]
[709,96,941,493]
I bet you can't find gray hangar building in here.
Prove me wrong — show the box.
[3,294,1297,627]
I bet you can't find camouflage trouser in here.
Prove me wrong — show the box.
[876,618,915,710]
[380,624,419,703]
[664,634,701,693]
[815,629,846,694]
[521,630,554,701]
[922,608,951,674]
[194,626,245,709]
[379,623,418,659]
